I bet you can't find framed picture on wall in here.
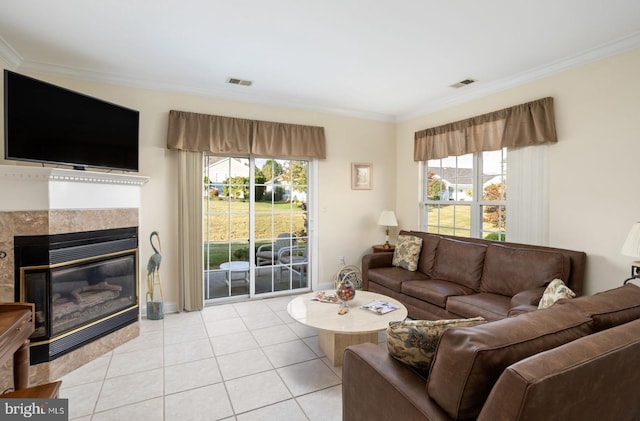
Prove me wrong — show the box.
[351,162,372,190]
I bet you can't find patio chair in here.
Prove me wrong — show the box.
[256,233,293,266]
[277,245,308,287]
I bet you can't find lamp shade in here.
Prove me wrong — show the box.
[621,222,640,257]
[378,211,398,227]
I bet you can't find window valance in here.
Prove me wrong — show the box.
[414,97,557,161]
[167,110,326,159]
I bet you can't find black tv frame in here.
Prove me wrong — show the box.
[4,70,140,172]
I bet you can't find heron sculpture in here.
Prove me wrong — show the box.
[146,231,164,317]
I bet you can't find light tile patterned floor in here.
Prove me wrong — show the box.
[58,295,384,420]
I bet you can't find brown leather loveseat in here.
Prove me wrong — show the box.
[362,231,587,320]
[343,284,640,421]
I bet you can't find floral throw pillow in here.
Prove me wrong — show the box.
[538,278,576,309]
[386,317,487,378]
[392,235,423,272]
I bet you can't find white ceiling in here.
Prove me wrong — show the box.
[1,0,640,121]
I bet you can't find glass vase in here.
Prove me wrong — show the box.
[336,277,356,308]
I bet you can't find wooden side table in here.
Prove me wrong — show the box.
[1,381,62,399]
[372,244,395,253]
[0,303,35,391]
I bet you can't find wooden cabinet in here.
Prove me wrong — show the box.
[0,303,35,391]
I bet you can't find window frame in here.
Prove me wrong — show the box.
[420,148,507,240]
[202,153,316,302]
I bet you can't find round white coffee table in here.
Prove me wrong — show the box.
[219,261,249,286]
[287,290,407,365]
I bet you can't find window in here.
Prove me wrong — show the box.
[203,154,311,301]
[422,148,506,240]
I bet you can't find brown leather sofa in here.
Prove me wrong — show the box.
[362,231,587,320]
[343,284,640,421]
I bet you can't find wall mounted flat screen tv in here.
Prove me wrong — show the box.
[4,70,139,172]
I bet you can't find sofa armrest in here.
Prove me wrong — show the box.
[361,252,394,290]
[478,318,640,421]
[343,343,452,421]
[510,287,546,307]
[507,287,545,317]
[508,304,538,317]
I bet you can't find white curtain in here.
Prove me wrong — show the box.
[506,144,549,245]
[178,150,204,311]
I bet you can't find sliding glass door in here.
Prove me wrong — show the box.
[203,155,311,301]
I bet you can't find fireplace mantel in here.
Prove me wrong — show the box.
[0,165,149,211]
[0,164,147,388]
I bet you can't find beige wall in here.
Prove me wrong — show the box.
[0,70,396,307]
[2,47,638,303]
[396,47,640,295]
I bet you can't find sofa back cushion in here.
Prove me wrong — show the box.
[554,283,640,331]
[407,231,440,275]
[480,245,570,297]
[431,238,487,291]
[427,304,593,421]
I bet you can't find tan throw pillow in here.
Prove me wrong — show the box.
[538,279,576,309]
[386,317,486,377]
[392,235,423,272]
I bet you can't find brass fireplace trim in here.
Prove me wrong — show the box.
[18,248,139,303]
[29,304,139,347]
[18,248,140,349]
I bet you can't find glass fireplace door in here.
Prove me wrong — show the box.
[21,253,137,341]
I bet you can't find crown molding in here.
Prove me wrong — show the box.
[0,35,22,68]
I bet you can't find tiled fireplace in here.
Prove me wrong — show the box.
[0,165,148,389]
[14,227,139,364]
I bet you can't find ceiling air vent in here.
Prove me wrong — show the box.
[226,77,253,87]
[450,78,477,88]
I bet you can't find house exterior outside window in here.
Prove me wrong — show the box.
[421,148,507,241]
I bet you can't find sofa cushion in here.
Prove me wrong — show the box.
[392,234,423,272]
[446,292,511,321]
[431,238,487,291]
[537,279,575,309]
[408,231,440,275]
[427,304,593,421]
[401,279,475,308]
[480,245,570,297]
[386,317,486,378]
[554,283,640,331]
[368,267,430,292]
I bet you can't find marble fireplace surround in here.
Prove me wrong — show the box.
[0,165,148,388]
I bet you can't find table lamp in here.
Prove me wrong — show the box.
[378,211,398,249]
[621,222,640,284]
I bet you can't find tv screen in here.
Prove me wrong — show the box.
[4,70,139,172]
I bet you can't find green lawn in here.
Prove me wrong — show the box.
[204,200,504,268]
[426,204,505,240]
[203,198,306,267]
